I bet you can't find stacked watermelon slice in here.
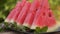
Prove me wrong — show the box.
[5,0,56,30]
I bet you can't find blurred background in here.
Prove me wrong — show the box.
[0,0,60,23]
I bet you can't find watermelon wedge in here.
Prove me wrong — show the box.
[31,0,56,29]
[31,7,47,29]
[46,9,56,27]
[5,0,26,22]
[10,0,26,22]
[30,0,45,29]
[5,1,21,22]
[31,9,56,29]
[16,1,31,25]
[41,0,56,27]
[23,0,39,27]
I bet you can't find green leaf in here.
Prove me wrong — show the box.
[35,27,42,32]
[34,27,41,34]
[34,26,48,34]
[41,26,48,32]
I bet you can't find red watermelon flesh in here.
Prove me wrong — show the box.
[10,0,26,22]
[30,0,44,25]
[5,1,21,22]
[23,0,39,27]
[31,0,46,29]
[42,0,56,27]
[20,0,26,7]
[31,9,56,29]
[16,1,31,25]
[31,7,47,29]
[42,0,50,9]
[31,0,56,29]
[46,9,56,27]
[30,0,49,26]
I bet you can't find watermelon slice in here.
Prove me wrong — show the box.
[16,1,31,25]
[31,7,47,29]
[5,1,21,22]
[10,0,26,22]
[30,0,45,29]
[41,0,56,27]
[31,9,56,29]
[46,9,56,27]
[31,0,56,29]
[45,9,56,32]
[5,0,26,22]
[23,0,39,27]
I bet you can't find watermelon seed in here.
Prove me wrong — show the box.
[44,7,46,9]
[43,12,45,16]
[49,12,52,17]
[36,9,38,11]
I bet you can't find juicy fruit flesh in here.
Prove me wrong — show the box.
[31,0,56,29]
[5,1,21,22]
[5,0,56,29]
[42,0,50,9]
[16,1,31,25]
[23,0,39,27]
[31,0,45,29]
[5,0,26,22]
[46,9,56,27]
[31,7,47,29]
[11,0,26,22]
[31,8,56,29]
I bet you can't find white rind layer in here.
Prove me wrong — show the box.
[30,25,37,29]
[5,19,14,24]
[16,22,21,26]
[5,19,10,22]
[10,19,14,23]
[47,21,60,32]
[5,19,60,32]
[23,22,30,27]
[31,21,60,32]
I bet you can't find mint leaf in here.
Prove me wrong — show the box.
[34,26,48,34]
[34,27,41,34]
[35,27,42,32]
[41,26,48,32]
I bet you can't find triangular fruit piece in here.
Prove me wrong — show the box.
[46,9,56,27]
[5,1,21,22]
[42,0,56,27]
[23,0,39,27]
[16,1,31,25]
[31,0,46,29]
[10,0,26,22]
[5,0,26,23]
[31,7,47,29]
[31,0,56,29]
